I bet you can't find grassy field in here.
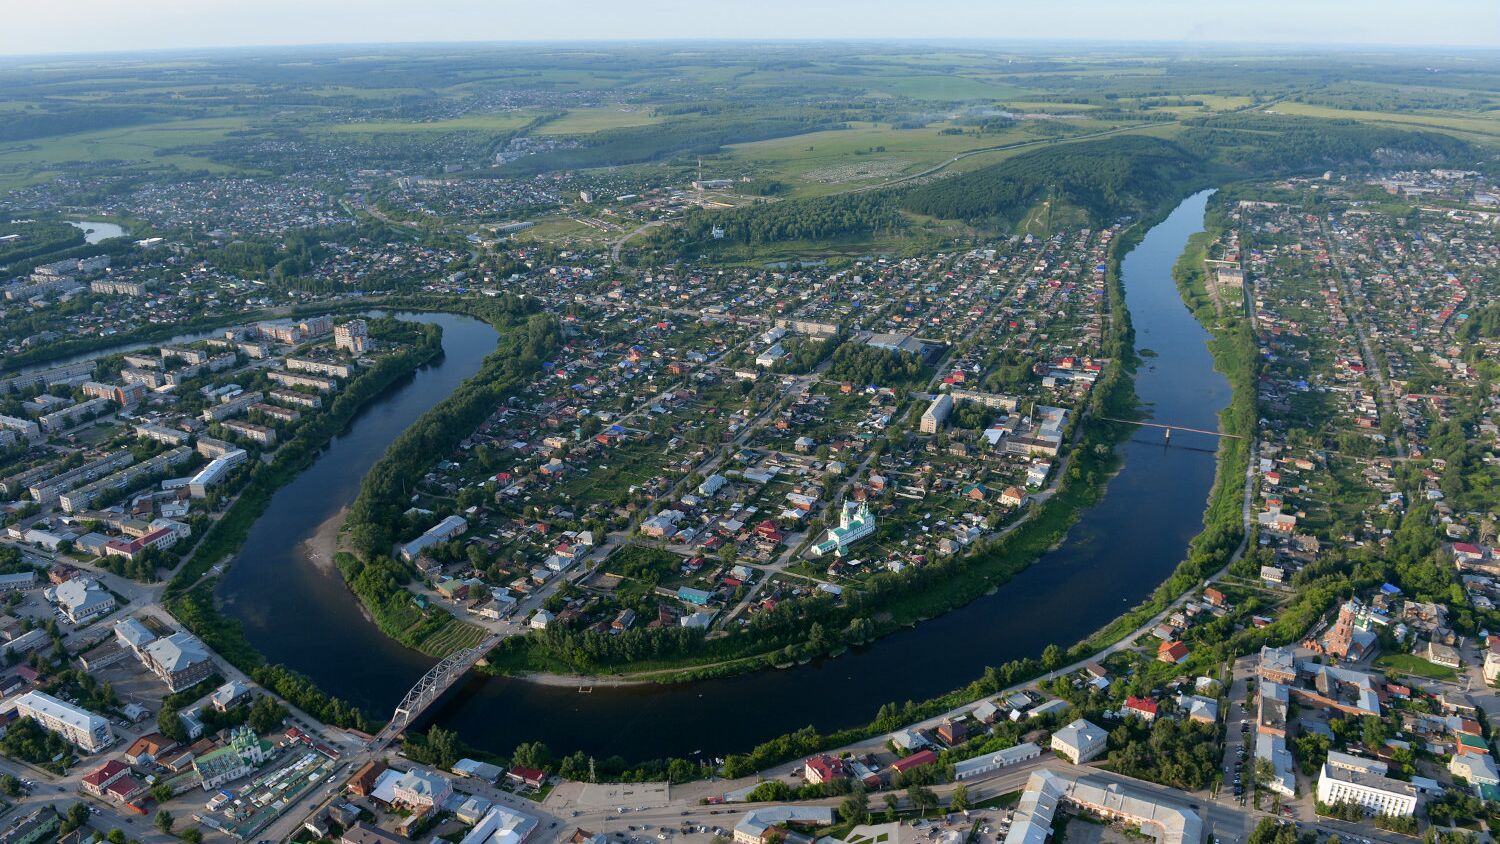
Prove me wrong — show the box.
[319,113,541,134]
[534,105,664,135]
[0,117,250,174]
[723,119,1088,196]
[412,614,488,657]
[1268,102,1500,143]
[1374,652,1458,681]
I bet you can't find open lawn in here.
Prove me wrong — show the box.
[1374,652,1458,681]
[1268,102,1500,143]
[534,106,664,135]
[319,112,540,134]
[725,119,1091,196]
[0,117,251,174]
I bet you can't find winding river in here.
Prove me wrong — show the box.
[58,190,1228,763]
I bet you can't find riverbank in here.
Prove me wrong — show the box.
[304,508,348,573]
[163,318,447,730]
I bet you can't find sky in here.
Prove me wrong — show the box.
[2,0,1497,56]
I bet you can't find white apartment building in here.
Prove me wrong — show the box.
[920,393,953,434]
[1315,763,1419,817]
[13,690,114,753]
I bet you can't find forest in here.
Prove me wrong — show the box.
[1177,113,1472,173]
[900,135,1208,227]
[677,191,904,248]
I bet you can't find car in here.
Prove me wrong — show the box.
[682,812,690,816]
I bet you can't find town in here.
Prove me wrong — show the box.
[1,32,1499,844]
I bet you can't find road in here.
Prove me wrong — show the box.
[542,756,1424,844]
[0,742,186,844]
[1317,217,1405,459]
[610,222,665,263]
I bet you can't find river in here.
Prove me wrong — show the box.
[213,190,1226,762]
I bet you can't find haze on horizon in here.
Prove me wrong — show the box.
[3,0,1499,58]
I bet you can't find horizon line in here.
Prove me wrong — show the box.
[3,35,1500,63]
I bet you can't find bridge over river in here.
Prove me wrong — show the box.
[369,630,508,750]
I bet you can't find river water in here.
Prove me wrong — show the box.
[205,190,1225,762]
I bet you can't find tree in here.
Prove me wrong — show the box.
[158,705,188,743]
[426,725,461,771]
[149,781,173,804]
[1041,644,1063,672]
[950,784,970,812]
[908,784,938,815]
[0,774,18,798]
[1360,715,1388,752]
[180,829,203,844]
[60,804,90,835]
[155,810,174,834]
[108,830,127,844]
[839,784,870,826]
[510,741,551,771]
[883,794,899,821]
[247,696,288,734]
[1253,757,1275,787]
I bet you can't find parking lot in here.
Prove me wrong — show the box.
[1219,655,1255,807]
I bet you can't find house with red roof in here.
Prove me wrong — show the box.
[753,521,785,544]
[888,750,938,776]
[802,754,846,785]
[105,776,146,805]
[82,760,131,797]
[1454,542,1487,562]
[1124,696,1159,721]
[506,766,546,789]
[1158,640,1190,664]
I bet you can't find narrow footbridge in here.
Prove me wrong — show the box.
[374,631,506,747]
[1097,417,1243,439]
